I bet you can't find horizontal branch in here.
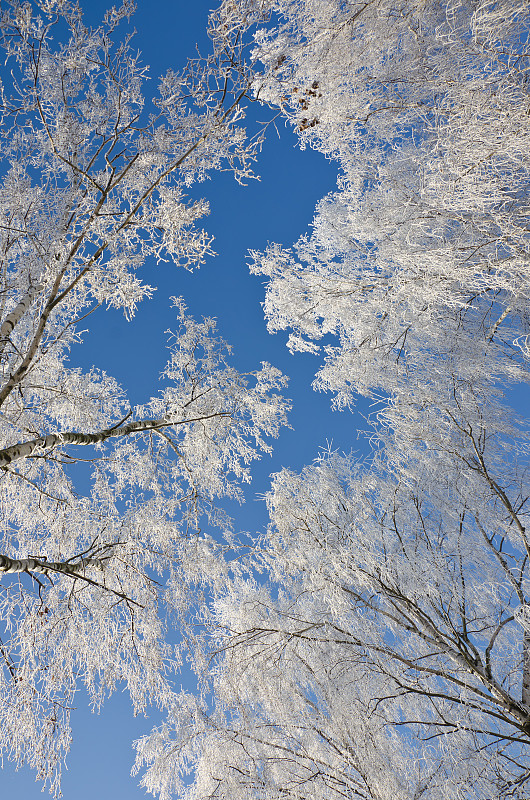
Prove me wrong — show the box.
[0,553,143,607]
[0,553,102,576]
[0,413,225,468]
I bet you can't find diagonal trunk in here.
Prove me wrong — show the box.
[523,628,530,708]
[0,282,43,356]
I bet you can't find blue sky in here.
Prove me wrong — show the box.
[3,1,372,797]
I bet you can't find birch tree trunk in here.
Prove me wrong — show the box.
[523,629,530,709]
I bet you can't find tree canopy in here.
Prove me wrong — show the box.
[134,2,530,799]
[0,1,287,792]
[1,1,530,798]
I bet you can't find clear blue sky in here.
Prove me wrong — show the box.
[3,1,371,797]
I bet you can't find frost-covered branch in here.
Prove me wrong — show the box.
[137,5,530,797]
[0,412,229,467]
[0,2,286,794]
[0,553,102,576]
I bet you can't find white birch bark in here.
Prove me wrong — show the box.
[523,629,530,709]
[0,418,173,467]
[0,553,103,575]
[0,409,234,467]
[0,282,43,354]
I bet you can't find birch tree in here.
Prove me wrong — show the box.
[136,394,530,799]
[137,428,530,800]
[134,1,530,798]
[246,0,530,408]
[0,0,289,793]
